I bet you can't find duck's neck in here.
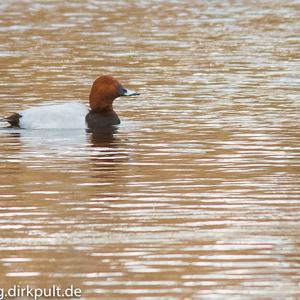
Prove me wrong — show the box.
[90,105,113,114]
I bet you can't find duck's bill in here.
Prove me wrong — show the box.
[122,89,140,96]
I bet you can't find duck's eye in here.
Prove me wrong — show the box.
[118,88,128,96]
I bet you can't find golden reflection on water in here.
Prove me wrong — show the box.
[0,0,300,299]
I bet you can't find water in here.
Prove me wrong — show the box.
[0,0,300,299]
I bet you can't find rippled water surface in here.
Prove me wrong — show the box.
[1,0,300,299]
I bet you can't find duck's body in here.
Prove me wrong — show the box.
[14,102,88,129]
[4,75,139,130]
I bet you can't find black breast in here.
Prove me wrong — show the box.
[85,110,120,130]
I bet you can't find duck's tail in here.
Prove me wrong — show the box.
[1,113,21,127]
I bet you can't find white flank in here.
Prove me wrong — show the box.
[19,102,89,129]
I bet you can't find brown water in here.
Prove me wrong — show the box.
[0,1,300,299]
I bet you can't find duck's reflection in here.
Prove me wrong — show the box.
[0,126,130,188]
[0,126,129,167]
[87,126,118,148]
[87,126,129,175]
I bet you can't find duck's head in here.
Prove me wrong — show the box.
[89,75,140,112]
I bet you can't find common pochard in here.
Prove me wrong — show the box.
[4,75,139,129]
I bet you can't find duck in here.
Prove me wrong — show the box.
[3,75,140,129]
